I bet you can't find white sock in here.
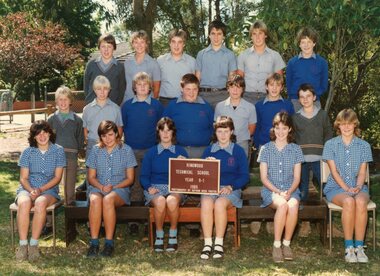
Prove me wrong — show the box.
[204,237,212,247]
[273,240,281,248]
[215,237,224,246]
[283,239,291,247]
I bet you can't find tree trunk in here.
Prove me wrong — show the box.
[214,0,221,21]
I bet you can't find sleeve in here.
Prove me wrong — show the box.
[195,50,202,72]
[360,140,373,163]
[189,56,196,73]
[86,147,98,169]
[273,51,286,72]
[201,146,211,159]
[232,146,249,189]
[322,112,333,142]
[140,148,153,190]
[249,104,257,124]
[214,103,222,121]
[152,60,161,81]
[257,144,268,163]
[82,107,89,128]
[124,146,137,168]
[116,63,126,106]
[293,144,305,164]
[286,58,294,94]
[237,52,245,71]
[56,146,67,167]
[163,102,172,118]
[177,146,189,158]
[76,116,85,150]
[114,106,123,127]
[287,101,295,115]
[156,101,164,119]
[47,115,54,129]
[228,52,238,72]
[83,61,92,99]
[18,148,31,168]
[121,102,128,127]
[318,57,329,97]
[322,139,334,161]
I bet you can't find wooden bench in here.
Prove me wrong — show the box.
[238,186,328,246]
[149,204,238,248]
[65,194,150,246]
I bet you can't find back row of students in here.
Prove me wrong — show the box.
[84,20,327,111]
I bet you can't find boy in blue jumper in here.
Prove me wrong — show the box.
[286,27,328,111]
[121,72,163,213]
[254,73,294,149]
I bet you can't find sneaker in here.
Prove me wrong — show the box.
[28,245,40,262]
[100,244,114,257]
[15,245,28,262]
[345,246,357,263]
[282,245,293,260]
[86,244,99,258]
[355,246,368,263]
[272,246,284,263]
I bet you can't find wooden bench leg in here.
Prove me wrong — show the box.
[65,216,77,247]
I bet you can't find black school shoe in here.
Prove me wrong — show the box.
[100,244,114,257]
[87,244,99,258]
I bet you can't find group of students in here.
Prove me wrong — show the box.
[14,18,373,265]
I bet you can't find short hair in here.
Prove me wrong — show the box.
[97,120,122,148]
[208,20,227,36]
[297,27,318,44]
[249,20,268,38]
[265,73,284,86]
[297,83,316,98]
[212,116,237,143]
[269,112,295,143]
[156,117,177,144]
[98,33,117,50]
[180,73,200,88]
[55,86,74,103]
[132,72,151,94]
[334,109,361,136]
[226,74,246,90]
[28,120,56,147]
[130,30,150,50]
[168,28,187,43]
[93,75,111,91]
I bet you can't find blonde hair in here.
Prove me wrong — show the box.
[93,75,111,91]
[334,109,361,136]
[130,30,150,51]
[55,86,74,103]
[249,20,268,38]
[132,72,151,94]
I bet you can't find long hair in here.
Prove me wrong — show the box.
[211,116,237,143]
[97,120,122,148]
[156,117,177,144]
[269,112,295,143]
[28,120,56,147]
[334,108,361,136]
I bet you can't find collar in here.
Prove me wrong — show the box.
[205,44,228,53]
[263,95,284,104]
[224,97,241,107]
[176,95,205,104]
[157,144,176,154]
[210,142,234,155]
[297,105,320,116]
[337,136,358,147]
[55,110,75,120]
[251,45,270,54]
[90,98,112,107]
[132,94,152,104]
[165,53,186,61]
[95,56,118,65]
[297,52,316,59]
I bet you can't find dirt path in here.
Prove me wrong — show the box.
[0,130,29,160]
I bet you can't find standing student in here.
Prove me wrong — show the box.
[121,72,163,234]
[200,116,249,259]
[237,20,286,105]
[123,30,161,102]
[86,121,137,258]
[214,74,256,157]
[322,109,372,263]
[15,121,66,262]
[140,117,188,252]
[157,29,196,107]
[286,27,328,111]
[254,73,294,149]
[84,34,126,105]
[48,86,84,206]
[195,20,237,108]
[258,112,304,263]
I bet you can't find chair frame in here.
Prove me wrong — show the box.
[10,200,63,251]
[320,160,376,252]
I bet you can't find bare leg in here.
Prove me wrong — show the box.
[89,193,103,239]
[31,195,57,240]
[283,198,299,241]
[332,193,355,240]
[16,195,33,240]
[102,192,125,240]
[354,192,369,241]
[166,194,181,230]
[214,197,232,238]
[270,194,289,242]
[151,196,167,231]
[201,196,215,239]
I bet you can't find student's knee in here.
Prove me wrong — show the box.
[214,198,229,213]
[201,197,215,212]
[342,197,355,211]
[355,196,369,210]
[166,196,180,211]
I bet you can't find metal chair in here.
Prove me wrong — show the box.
[321,161,376,252]
[10,200,63,251]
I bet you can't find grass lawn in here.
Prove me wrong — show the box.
[0,160,379,275]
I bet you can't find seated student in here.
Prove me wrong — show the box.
[15,120,66,262]
[200,116,249,260]
[86,120,137,258]
[140,117,188,252]
[322,109,373,263]
[258,112,304,263]
[254,73,294,149]
[215,74,257,157]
